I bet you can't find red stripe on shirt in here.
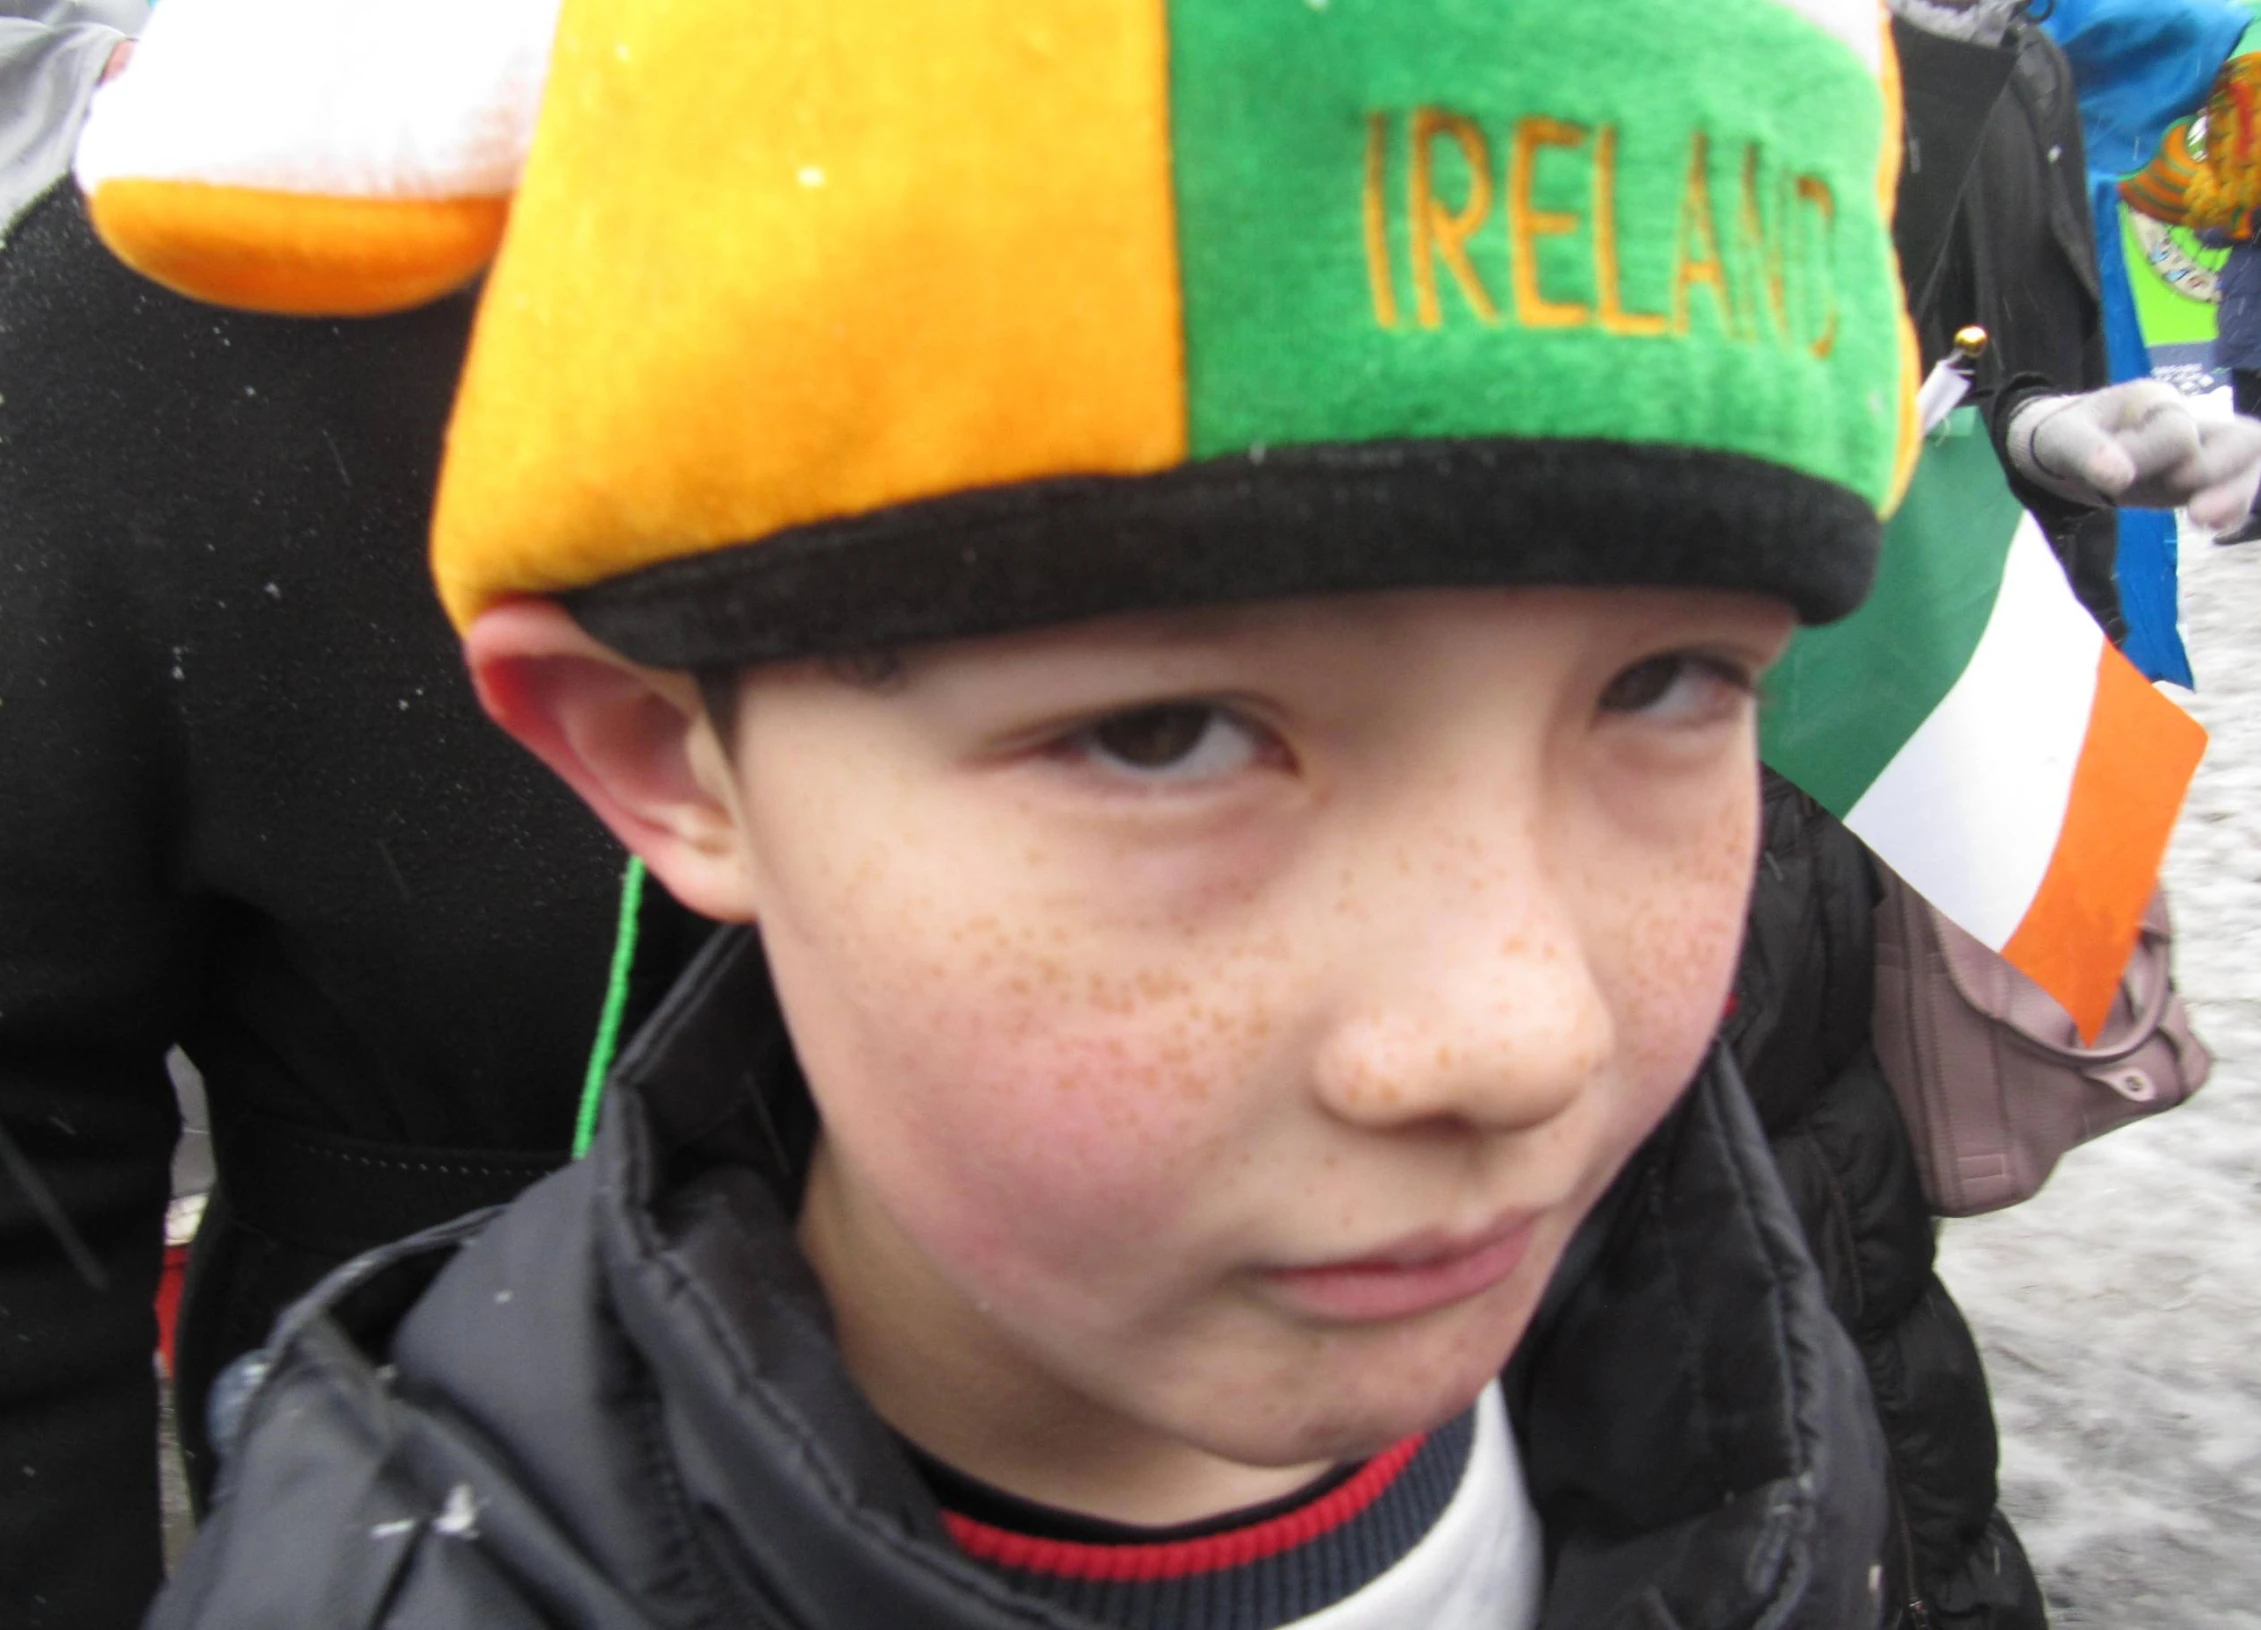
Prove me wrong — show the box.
[940,1431,1428,1583]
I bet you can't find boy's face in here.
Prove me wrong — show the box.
[702,586,1790,1514]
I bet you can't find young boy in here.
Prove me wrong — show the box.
[119,2,1916,1625]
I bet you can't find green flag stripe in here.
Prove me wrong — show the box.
[1164,0,1900,504]
[1758,410,2026,814]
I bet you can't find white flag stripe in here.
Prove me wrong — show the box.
[1845,516,2104,949]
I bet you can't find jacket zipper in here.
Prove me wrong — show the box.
[1896,1496,1934,1630]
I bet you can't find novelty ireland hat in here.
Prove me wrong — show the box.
[78,0,1918,664]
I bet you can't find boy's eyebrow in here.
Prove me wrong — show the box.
[822,649,909,691]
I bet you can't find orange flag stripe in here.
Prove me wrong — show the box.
[2000,645,2207,1041]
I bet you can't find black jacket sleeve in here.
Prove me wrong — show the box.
[0,187,198,1629]
[0,184,645,1627]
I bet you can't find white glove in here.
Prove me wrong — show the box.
[2005,379,2261,532]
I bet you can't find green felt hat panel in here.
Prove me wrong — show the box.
[1168,0,1906,509]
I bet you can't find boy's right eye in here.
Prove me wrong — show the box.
[1056,702,1283,784]
[1595,651,1756,726]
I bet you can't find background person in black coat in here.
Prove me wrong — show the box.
[1728,9,2250,1628]
[0,183,697,1628]
[1730,12,2074,1630]
[1897,2,2121,637]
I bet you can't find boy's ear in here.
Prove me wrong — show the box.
[463,600,761,923]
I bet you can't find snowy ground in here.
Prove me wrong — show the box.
[1936,494,2261,1628]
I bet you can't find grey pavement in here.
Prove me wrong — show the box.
[1937,502,2261,1629]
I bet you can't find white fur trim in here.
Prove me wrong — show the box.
[1762,0,1887,74]
[74,0,560,199]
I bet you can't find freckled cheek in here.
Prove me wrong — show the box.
[1592,789,1757,1101]
[770,823,1295,1287]
[832,959,1275,1276]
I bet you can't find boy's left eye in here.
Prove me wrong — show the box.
[1597,652,1756,724]
[1058,702,1279,783]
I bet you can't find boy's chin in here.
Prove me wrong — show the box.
[1203,1373,1498,1475]
[1176,1305,1536,1471]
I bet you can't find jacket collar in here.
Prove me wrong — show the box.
[566,927,1886,1629]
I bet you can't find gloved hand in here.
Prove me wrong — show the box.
[2004,379,2261,532]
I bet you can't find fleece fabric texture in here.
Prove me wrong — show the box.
[71,0,555,312]
[428,0,1911,641]
[1730,773,2047,1630]
[0,187,673,1630]
[147,928,1890,1630]
[565,437,1882,669]
[65,0,1914,650]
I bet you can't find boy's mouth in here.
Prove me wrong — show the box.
[1259,1214,1538,1324]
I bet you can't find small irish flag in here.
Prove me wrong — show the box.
[1761,408,2207,1041]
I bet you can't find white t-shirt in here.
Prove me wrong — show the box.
[934,1379,1542,1630]
[1283,1383,1541,1630]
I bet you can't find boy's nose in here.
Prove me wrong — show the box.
[1308,858,1615,1138]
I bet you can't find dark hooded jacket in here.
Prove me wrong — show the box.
[1722,23,2099,1626]
[1731,775,2044,1630]
[150,928,1892,1630]
[0,186,669,1627]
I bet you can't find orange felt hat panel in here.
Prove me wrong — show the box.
[432,0,1188,630]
